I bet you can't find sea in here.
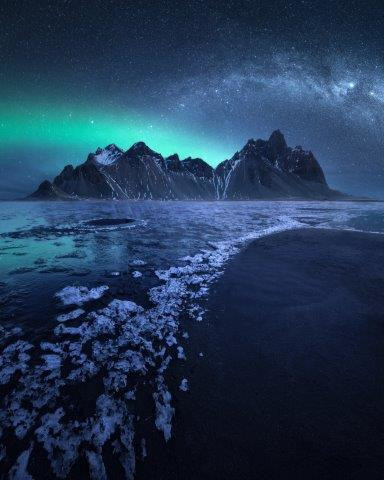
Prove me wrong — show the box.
[0,199,383,478]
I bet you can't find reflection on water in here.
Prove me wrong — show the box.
[0,199,383,478]
[1,199,382,329]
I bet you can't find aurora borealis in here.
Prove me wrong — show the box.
[0,96,234,194]
[1,98,232,161]
[1,0,384,198]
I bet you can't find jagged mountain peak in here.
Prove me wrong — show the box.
[165,154,182,172]
[28,130,342,201]
[239,138,264,156]
[166,153,180,162]
[105,143,122,151]
[88,144,124,166]
[267,129,288,157]
[268,129,286,144]
[126,142,163,159]
[235,130,288,163]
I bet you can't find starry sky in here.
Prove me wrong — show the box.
[1,0,383,198]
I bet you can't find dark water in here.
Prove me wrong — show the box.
[0,200,383,479]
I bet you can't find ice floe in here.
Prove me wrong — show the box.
[8,444,34,480]
[55,285,109,306]
[56,308,85,322]
[153,375,174,442]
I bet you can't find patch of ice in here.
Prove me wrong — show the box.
[8,444,33,480]
[153,376,174,441]
[0,340,33,385]
[40,342,64,354]
[56,308,85,322]
[101,299,144,318]
[35,407,82,478]
[130,259,146,266]
[41,354,62,371]
[0,325,21,343]
[86,450,107,480]
[179,378,189,392]
[141,438,147,459]
[55,285,109,306]
[109,271,120,277]
[132,270,142,278]
[177,346,186,360]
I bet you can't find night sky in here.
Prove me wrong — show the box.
[1,0,383,198]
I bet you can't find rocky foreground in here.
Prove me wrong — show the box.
[28,130,343,201]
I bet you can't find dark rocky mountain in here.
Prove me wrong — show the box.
[28,131,342,200]
[27,180,75,200]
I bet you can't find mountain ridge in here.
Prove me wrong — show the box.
[27,130,343,201]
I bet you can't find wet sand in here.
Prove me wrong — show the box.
[137,228,384,480]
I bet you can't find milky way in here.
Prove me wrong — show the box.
[1,0,383,198]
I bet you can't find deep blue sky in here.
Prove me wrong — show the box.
[1,0,384,198]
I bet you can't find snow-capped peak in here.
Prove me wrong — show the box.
[92,145,123,166]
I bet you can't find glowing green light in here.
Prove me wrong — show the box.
[0,99,232,166]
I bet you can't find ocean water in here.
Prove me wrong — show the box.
[0,199,383,478]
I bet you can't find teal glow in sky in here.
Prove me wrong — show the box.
[0,99,234,167]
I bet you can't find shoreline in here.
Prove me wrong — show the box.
[3,196,383,203]
[136,228,384,480]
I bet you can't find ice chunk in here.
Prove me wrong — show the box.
[85,450,107,480]
[9,445,33,480]
[55,285,109,306]
[179,379,189,392]
[56,308,85,322]
[129,259,146,266]
[101,299,144,319]
[177,346,186,360]
[141,438,147,459]
[153,376,174,441]
[41,354,62,370]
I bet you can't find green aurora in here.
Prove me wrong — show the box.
[0,99,234,168]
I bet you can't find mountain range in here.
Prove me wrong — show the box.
[28,130,343,201]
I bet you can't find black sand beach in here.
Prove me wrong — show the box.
[137,228,384,480]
